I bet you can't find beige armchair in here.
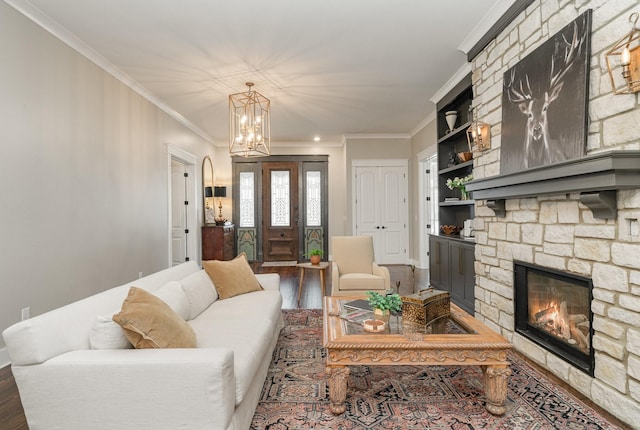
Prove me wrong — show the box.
[331,236,390,296]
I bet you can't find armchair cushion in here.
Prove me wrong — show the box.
[331,236,374,274]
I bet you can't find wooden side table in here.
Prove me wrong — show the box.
[296,261,330,306]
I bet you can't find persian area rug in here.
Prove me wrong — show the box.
[251,309,622,430]
[262,261,298,267]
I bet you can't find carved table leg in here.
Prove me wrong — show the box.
[482,365,511,415]
[326,365,350,414]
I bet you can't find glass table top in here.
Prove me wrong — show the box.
[337,299,475,339]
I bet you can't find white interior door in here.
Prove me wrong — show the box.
[354,161,408,264]
[378,166,406,264]
[171,159,188,266]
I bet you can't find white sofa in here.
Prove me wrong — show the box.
[2,261,284,430]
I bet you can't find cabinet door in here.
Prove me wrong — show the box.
[449,241,475,314]
[429,236,449,291]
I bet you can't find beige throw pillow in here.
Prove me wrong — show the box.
[202,253,263,300]
[112,287,196,349]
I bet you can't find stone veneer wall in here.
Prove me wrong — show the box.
[469,0,640,427]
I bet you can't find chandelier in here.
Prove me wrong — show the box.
[229,82,271,157]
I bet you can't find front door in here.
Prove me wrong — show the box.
[263,161,299,261]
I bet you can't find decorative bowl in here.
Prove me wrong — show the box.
[440,225,461,235]
[457,151,473,162]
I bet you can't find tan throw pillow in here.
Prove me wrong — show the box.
[112,287,196,349]
[202,253,263,300]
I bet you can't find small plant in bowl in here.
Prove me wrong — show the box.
[304,248,323,265]
[366,290,402,323]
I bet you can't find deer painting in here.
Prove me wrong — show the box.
[500,11,591,173]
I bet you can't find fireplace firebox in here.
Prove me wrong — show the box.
[514,261,594,375]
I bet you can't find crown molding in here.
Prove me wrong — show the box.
[273,140,344,148]
[458,0,517,55]
[429,62,472,105]
[410,111,437,137]
[342,133,411,140]
[4,0,215,145]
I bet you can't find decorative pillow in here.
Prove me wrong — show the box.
[89,315,132,349]
[179,270,218,320]
[152,281,190,320]
[112,287,196,349]
[202,253,263,300]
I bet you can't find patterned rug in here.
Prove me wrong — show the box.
[251,309,623,430]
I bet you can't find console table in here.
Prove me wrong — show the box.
[202,224,234,261]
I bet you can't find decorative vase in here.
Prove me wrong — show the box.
[460,189,469,200]
[310,255,321,265]
[373,308,390,324]
[445,111,457,132]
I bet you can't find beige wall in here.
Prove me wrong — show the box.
[0,3,215,353]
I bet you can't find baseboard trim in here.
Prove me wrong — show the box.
[0,347,10,368]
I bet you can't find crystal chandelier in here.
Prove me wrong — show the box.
[229,82,271,157]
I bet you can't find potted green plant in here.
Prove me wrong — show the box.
[305,248,323,265]
[366,290,402,323]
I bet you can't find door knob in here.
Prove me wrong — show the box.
[280,232,285,237]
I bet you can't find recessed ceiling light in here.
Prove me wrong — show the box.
[313,136,320,142]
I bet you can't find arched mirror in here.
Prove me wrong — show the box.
[202,155,216,225]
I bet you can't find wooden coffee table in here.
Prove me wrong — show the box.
[323,296,512,415]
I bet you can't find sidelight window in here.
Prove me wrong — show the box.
[306,171,321,226]
[239,172,255,227]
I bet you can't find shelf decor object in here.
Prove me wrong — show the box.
[446,174,473,200]
[605,11,640,94]
[444,110,457,133]
[229,82,271,157]
[214,186,227,225]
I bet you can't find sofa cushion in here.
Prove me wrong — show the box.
[189,289,283,406]
[89,315,132,349]
[112,287,196,348]
[339,273,387,290]
[203,253,263,300]
[179,270,218,319]
[152,281,190,320]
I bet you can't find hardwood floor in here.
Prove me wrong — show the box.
[0,264,626,429]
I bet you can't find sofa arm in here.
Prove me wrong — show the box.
[256,273,280,291]
[12,348,235,430]
[372,263,391,290]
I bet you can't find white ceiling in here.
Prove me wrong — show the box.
[7,0,510,145]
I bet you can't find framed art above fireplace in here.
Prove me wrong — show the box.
[500,10,592,174]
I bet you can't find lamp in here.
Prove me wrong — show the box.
[214,186,227,225]
[466,107,490,151]
[229,82,271,157]
[204,186,213,210]
[605,12,640,94]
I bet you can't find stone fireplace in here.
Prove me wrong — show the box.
[462,0,640,427]
[513,261,594,375]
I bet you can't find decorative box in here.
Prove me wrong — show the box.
[401,289,450,327]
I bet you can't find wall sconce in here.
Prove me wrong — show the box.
[466,107,490,151]
[214,186,227,225]
[605,12,640,94]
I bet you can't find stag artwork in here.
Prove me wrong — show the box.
[500,11,592,174]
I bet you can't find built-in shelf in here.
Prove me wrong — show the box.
[439,160,474,175]
[466,150,640,219]
[437,121,472,144]
[440,199,475,207]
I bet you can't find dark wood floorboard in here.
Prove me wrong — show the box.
[0,264,626,429]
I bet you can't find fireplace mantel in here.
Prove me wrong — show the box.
[465,150,640,218]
